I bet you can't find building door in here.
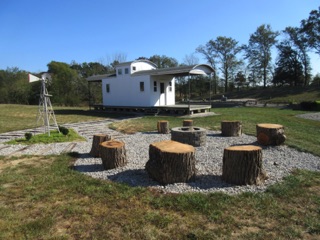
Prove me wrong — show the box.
[160,82,166,105]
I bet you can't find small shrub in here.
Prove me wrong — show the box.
[25,132,33,141]
[58,126,69,136]
[300,101,318,111]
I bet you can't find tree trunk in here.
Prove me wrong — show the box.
[256,123,286,146]
[157,120,169,134]
[222,145,267,185]
[100,140,127,170]
[221,121,242,136]
[145,140,196,184]
[89,134,112,157]
[183,119,193,127]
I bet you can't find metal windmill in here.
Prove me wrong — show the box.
[29,73,59,136]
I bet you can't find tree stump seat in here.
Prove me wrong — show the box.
[89,134,112,157]
[183,119,193,128]
[157,120,169,134]
[145,140,196,184]
[256,123,286,146]
[222,145,267,185]
[100,140,127,170]
[221,120,242,136]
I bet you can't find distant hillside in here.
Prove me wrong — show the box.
[212,86,320,103]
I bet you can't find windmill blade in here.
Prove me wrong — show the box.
[28,74,41,83]
[41,73,52,82]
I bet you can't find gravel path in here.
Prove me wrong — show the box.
[0,115,319,195]
[296,112,320,121]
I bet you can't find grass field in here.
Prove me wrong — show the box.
[0,104,319,239]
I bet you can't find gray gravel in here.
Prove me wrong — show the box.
[1,116,319,195]
[73,130,320,195]
[296,112,320,121]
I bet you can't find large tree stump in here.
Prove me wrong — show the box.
[89,134,112,157]
[157,120,169,134]
[222,145,267,185]
[221,121,242,136]
[256,123,286,146]
[183,119,193,127]
[145,140,196,184]
[100,140,127,170]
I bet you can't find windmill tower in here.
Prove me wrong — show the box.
[29,73,59,136]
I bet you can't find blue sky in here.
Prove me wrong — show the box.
[0,0,319,75]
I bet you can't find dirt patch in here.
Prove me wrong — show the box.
[0,156,53,173]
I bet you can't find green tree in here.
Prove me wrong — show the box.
[47,61,85,106]
[301,7,320,55]
[284,27,311,86]
[148,55,178,68]
[0,67,31,104]
[245,24,279,87]
[203,36,243,92]
[273,41,304,86]
[196,44,219,94]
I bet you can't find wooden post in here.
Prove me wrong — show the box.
[89,134,112,157]
[100,140,127,170]
[222,145,267,185]
[256,123,286,146]
[145,140,196,184]
[221,121,242,136]
[183,119,193,127]
[157,120,169,134]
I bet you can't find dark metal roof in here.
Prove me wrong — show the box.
[132,64,214,77]
[86,73,115,82]
[86,64,214,81]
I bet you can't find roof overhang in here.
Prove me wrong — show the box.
[132,64,214,77]
[86,73,115,82]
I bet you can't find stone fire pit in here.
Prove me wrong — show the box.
[171,126,207,147]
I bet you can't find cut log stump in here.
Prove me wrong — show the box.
[221,121,242,136]
[145,140,196,184]
[222,145,267,185]
[100,140,127,170]
[256,123,286,146]
[157,120,169,134]
[183,119,193,127]
[89,134,112,157]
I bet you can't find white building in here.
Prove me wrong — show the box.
[87,59,214,109]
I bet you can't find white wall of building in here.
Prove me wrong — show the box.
[101,60,175,107]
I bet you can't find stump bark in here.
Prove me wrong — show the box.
[157,120,169,134]
[100,140,127,170]
[145,140,196,184]
[183,119,193,127]
[89,134,112,157]
[221,121,242,136]
[256,123,286,146]
[222,145,267,185]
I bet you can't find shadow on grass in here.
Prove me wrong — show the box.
[54,109,135,119]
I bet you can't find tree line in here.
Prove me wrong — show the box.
[0,7,319,106]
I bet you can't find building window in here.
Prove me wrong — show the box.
[169,81,172,92]
[153,81,157,92]
[132,66,136,71]
[125,68,129,74]
[106,84,110,93]
[140,82,144,92]
[117,68,122,75]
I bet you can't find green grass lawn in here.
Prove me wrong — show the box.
[0,154,319,239]
[0,104,319,239]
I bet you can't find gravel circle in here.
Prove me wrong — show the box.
[1,118,319,195]
[74,130,320,195]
